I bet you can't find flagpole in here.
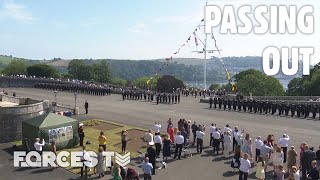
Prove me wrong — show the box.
[204,33,207,90]
[203,1,208,90]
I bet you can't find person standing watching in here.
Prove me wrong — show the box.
[191,122,198,144]
[121,130,128,153]
[301,144,316,180]
[154,133,162,157]
[308,160,319,180]
[278,133,290,163]
[196,127,205,153]
[223,131,232,157]
[146,142,156,175]
[98,131,107,151]
[255,136,263,162]
[34,138,45,167]
[212,128,221,155]
[79,127,85,147]
[154,122,161,134]
[144,129,154,146]
[34,138,45,155]
[209,123,216,146]
[173,132,184,160]
[142,157,153,180]
[84,100,89,114]
[239,153,251,180]
[260,140,273,172]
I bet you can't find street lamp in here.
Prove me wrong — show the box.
[54,91,57,104]
[74,93,77,108]
[53,91,57,113]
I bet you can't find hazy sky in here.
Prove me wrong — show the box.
[0,0,319,64]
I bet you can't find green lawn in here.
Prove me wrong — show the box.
[60,119,147,175]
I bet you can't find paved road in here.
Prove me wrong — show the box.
[2,88,320,180]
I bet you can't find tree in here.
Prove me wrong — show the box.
[2,59,28,75]
[110,77,127,87]
[157,75,184,93]
[67,59,94,81]
[287,63,320,96]
[287,78,304,96]
[209,83,221,90]
[92,60,111,83]
[234,69,285,96]
[133,76,150,89]
[27,64,60,78]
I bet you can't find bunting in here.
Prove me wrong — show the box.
[146,18,207,86]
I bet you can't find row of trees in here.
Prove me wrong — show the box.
[287,63,320,96]
[67,59,111,83]
[1,60,60,78]
[2,58,319,96]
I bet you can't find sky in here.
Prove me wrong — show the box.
[0,0,319,64]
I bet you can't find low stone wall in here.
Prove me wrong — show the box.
[2,95,20,104]
[0,96,50,143]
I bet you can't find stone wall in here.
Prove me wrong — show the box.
[0,95,50,143]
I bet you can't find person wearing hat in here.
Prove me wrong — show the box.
[255,136,263,161]
[146,141,156,175]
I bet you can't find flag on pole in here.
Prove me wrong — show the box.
[226,71,231,81]
[194,33,198,46]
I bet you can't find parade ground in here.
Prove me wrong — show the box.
[1,88,320,180]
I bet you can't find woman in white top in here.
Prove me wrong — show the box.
[239,153,251,180]
[223,131,232,157]
[273,146,284,171]
[242,133,253,160]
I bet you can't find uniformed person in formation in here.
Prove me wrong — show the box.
[290,104,296,117]
[209,96,213,108]
[214,97,217,109]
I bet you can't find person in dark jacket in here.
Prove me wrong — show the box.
[84,100,89,114]
[308,160,319,180]
[146,142,157,175]
[79,127,85,147]
[301,145,316,180]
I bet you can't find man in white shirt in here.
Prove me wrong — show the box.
[278,133,290,163]
[154,133,162,157]
[196,127,205,153]
[34,138,45,155]
[209,123,216,146]
[144,129,154,146]
[255,136,263,161]
[239,153,251,179]
[154,122,161,133]
[173,132,184,159]
[212,128,221,154]
[224,124,232,133]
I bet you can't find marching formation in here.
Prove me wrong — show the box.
[208,97,320,119]
[122,89,182,105]
[34,82,112,96]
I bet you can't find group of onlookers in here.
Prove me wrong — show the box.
[142,118,320,180]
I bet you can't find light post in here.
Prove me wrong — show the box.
[53,91,57,112]
[74,93,77,108]
[54,91,57,104]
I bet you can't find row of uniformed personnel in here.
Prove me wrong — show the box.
[209,97,320,119]
[34,82,111,96]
